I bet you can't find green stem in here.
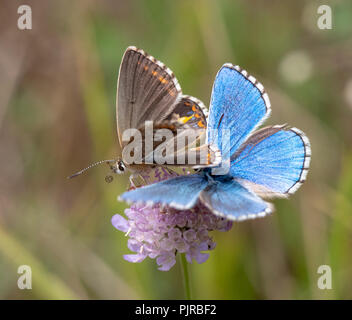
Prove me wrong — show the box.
[179,253,192,299]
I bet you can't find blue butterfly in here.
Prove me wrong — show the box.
[119,63,311,221]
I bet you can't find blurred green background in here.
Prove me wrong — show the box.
[1,0,352,299]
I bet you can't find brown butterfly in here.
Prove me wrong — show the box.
[69,46,221,186]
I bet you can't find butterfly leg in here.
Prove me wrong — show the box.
[128,174,138,190]
[159,203,167,214]
[140,175,149,185]
[161,167,178,179]
[128,173,148,189]
[164,167,174,176]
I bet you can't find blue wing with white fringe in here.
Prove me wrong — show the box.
[230,125,311,197]
[120,173,273,221]
[207,64,271,157]
[119,174,208,210]
[200,177,273,221]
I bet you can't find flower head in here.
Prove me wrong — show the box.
[112,168,232,271]
[112,202,232,271]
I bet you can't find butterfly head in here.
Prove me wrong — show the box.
[110,159,126,175]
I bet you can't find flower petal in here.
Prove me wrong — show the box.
[156,253,176,271]
[123,253,146,263]
[194,252,209,264]
[127,239,142,252]
[111,214,129,232]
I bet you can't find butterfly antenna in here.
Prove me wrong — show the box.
[67,159,116,179]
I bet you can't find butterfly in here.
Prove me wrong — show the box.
[68,46,221,185]
[119,63,311,221]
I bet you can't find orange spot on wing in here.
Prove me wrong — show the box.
[192,105,197,112]
[197,121,205,128]
[159,77,168,84]
[207,152,211,164]
[152,71,158,76]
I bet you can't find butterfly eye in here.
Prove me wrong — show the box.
[118,161,126,173]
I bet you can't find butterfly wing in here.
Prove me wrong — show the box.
[117,47,209,145]
[117,47,219,167]
[149,127,221,167]
[117,46,180,146]
[165,95,208,130]
[200,177,273,221]
[207,64,271,157]
[230,125,311,197]
[119,174,208,210]
[161,96,218,167]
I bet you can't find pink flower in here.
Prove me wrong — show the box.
[112,168,232,271]
[112,202,232,271]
